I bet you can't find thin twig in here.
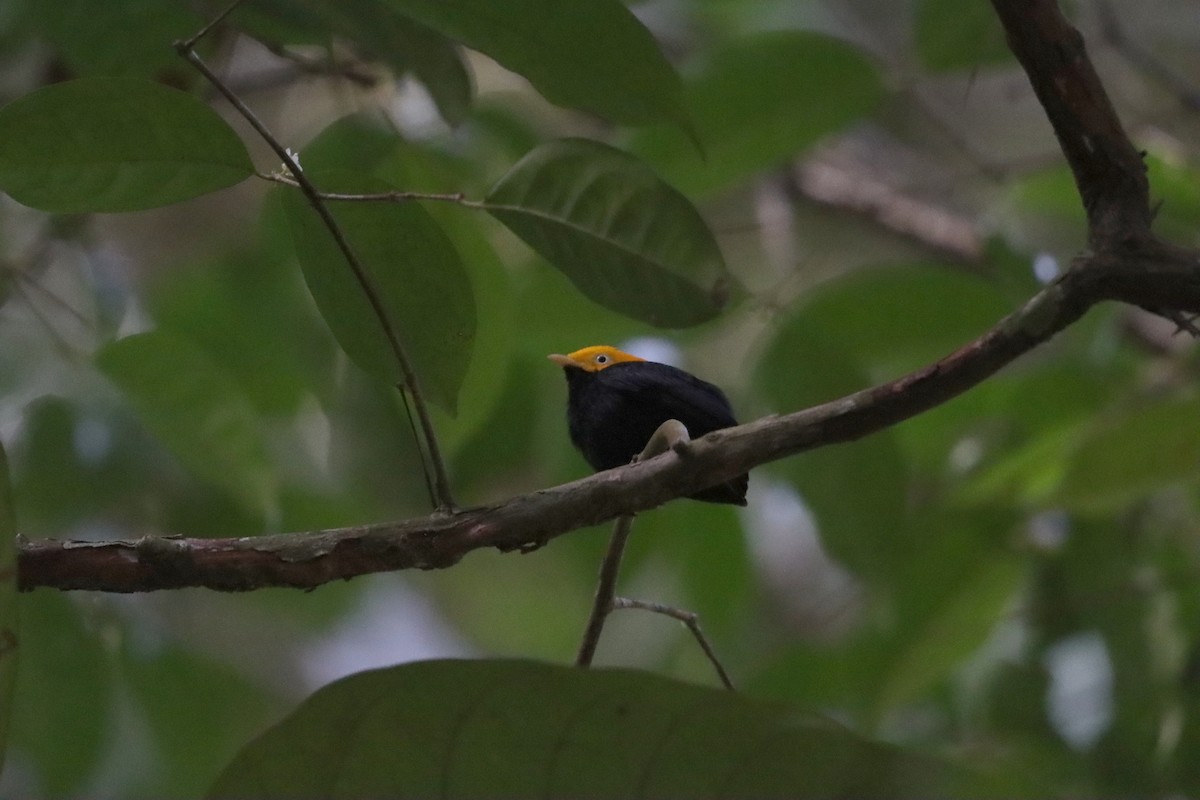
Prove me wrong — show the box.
[174,15,456,510]
[611,598,735,691]
[575,514,634,668]
[575,420,694,668]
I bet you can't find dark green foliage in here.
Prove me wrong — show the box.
[0,0,1196,797]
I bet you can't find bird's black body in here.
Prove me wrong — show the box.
[560,360,748,505]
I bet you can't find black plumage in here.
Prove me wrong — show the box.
[553,349,748,506]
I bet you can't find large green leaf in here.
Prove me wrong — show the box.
[10,591,112,796]
[487,139,730,327]
[789,263,1014,378]
[126,644,282,798]
[27,0,201,77]
[301,112,408,175]
[279,171,475,413]
[0,443,16,775]
[0,78,254,212]
[298,114,508,442]
[875,526,1025,715]
[961,393,1200,514]
[313,0,473,126]
[377,0,687,129]
[756,315,910,584]
[149,250,330,416]
[210,659,956,798]
[629,31,883,197]
[96,331,276,512]
[1054,393,1200,513]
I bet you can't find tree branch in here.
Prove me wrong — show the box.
[989,0,1151,242]
[16,254,1146,593]
[18,0,1200,594]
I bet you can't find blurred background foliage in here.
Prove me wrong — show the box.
[0,0,1199,796]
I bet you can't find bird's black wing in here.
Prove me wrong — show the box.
[599,362,738,433]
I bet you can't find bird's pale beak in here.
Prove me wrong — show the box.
[547,353,576,368]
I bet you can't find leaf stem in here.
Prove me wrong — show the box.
[259,171,486,209]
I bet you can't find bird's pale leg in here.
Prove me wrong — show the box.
[631,419,692,462]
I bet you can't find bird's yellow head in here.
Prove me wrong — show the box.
[547,345,646,373]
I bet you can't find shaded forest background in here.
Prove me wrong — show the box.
[2,0,1200,796]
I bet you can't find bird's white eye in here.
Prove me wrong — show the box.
[595,354,609,365]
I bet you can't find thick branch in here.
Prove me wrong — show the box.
[21,253,1146,593]
[19,0,1200,594]
[989,0,1151,242]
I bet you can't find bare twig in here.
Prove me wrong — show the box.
[178,0,243,52]
[174,14,456,510]
[611,598,735,691]
[575,420,694,668]
[574,515,635,668]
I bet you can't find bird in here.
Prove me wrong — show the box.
[548,345,748,505]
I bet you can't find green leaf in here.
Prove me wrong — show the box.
[239,1,472,125]
[877,548,1024,714]
[486,139,730,327]
[629,32,883,197]
[1054,394,1200,513]
[790,264,1014,378]
[0,442,17,774]
[235,0,334,46]
[27,0,201,77]
[0,78,254,212]
[962,393,1200,514]
[10,591,112,795]
[956,421,1086,508]
[278,171,476,413]
[126,644,282,798]
[329,0,473,126]
[1145,152,1200,243]
[96,331,275,511]
[424,207,514,452]
[300,112,406,174]
[149,250,329,416]
[211,659,955,798]
[756,315,910,584]
[377,0,687,129]
[914,0,1013,71]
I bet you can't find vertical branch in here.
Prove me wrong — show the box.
[989,0,1151,242]
[575,514,635,667]
[174,12,455,510]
